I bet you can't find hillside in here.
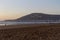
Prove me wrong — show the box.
[15,13,60,22]
[5,13,60,22]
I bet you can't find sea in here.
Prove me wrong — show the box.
[0,21,60,26]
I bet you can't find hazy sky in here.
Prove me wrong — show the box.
[0,0,60,20]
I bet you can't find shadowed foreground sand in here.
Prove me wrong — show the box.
[0,24,60,40]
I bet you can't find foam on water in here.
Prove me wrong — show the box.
[0,21,60,26]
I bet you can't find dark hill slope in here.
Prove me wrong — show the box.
[15,13,60,22]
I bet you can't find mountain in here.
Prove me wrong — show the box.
[15,13,60,22]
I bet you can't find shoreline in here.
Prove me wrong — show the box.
[0,23,60,40]
[0,23,60,29]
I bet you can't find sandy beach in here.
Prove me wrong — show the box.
[0,24,60,40]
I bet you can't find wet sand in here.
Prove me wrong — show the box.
[0,24,60,40]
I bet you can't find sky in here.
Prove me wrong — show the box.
[0,0,60,20]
